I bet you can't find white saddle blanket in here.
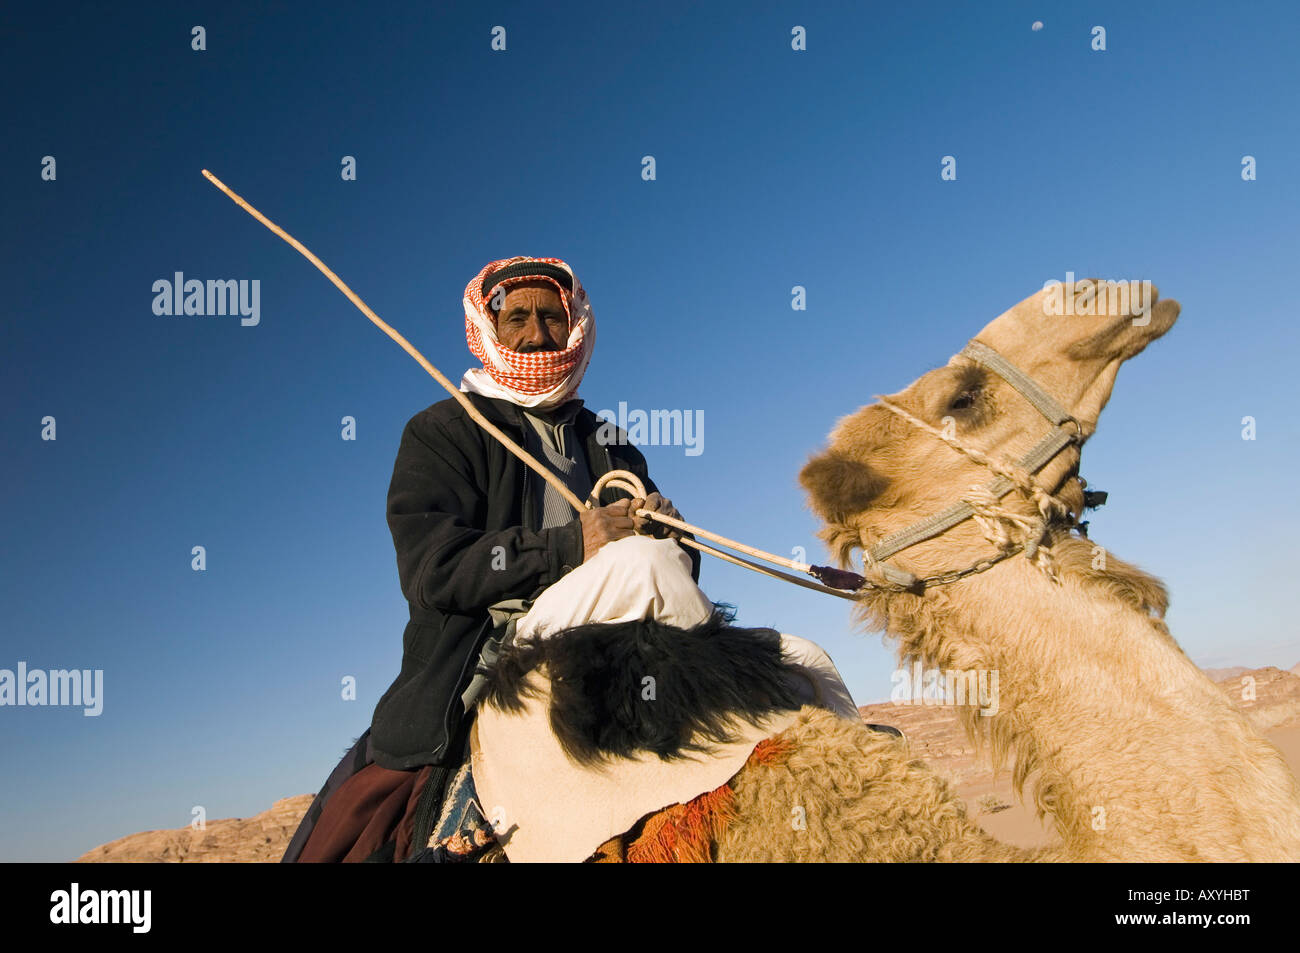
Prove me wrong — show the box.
[471,673,800,863]
[470,535,857,863]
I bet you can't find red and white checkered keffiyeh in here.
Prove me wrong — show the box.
[459,256,595,409]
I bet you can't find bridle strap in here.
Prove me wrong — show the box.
[865,340,1082,572]
[959,340,1076,427]
[866,425,1077,563]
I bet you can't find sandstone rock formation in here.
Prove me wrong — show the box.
[76,795,313,863]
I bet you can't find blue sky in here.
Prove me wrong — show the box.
[2,1,1298,861]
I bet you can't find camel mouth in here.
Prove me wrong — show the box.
[1110,295,1180,366]
[1066,295,1181,367]
[1132,296,1180,343]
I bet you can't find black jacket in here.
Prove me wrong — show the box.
[369,391,700,769]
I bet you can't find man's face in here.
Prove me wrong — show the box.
[492,280,569,353]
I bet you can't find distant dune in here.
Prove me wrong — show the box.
[1202,666,1252,681]
[77,664,1300,862]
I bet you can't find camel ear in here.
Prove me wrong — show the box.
[799,450,888,522]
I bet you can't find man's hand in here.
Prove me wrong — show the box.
[628,492,683,539]
[579,499,637,560]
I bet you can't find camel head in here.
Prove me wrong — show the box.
[800,279,1180,584]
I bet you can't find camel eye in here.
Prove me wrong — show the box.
[949,388,979,411]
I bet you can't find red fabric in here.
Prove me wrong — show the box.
[623,738,795,863]
[296,763,432,863]
[462,257,594,406]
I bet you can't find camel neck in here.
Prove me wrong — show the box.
[886,555,1300,860]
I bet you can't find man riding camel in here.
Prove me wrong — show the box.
[283,257,859,863]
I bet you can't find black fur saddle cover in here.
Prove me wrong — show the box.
[480,610,807,766]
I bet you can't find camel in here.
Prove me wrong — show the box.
[698,279,1300,861]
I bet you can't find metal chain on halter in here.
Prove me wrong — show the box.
[909,548,1024,588]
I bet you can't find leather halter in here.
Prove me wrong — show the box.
[861,340,1085,590]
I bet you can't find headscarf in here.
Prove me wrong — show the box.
[460,256,595,409]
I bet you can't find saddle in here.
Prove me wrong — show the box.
[469,610,811,862]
